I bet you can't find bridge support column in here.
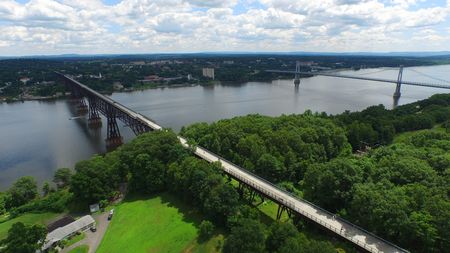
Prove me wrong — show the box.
[276,204,292,221]
[77,98,88,115]
[106,111,122,150]
[294,61,301,86]
[87,97,102,128]
[393,65,403,99]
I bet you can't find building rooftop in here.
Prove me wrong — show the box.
[42,215,95,250]
[46,216,75,233]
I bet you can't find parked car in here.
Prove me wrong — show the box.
[108,209,114,220]
[90,225,97,232]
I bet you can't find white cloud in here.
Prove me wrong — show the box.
[0,0,449,55]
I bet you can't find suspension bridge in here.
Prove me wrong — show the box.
[267,62,450,98]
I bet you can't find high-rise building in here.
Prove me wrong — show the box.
[202,68,215,80]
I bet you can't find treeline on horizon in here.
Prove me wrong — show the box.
[2,54,450,97]
[0,93,449,253]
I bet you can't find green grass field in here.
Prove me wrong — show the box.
[97,192,218,253]
[0,212,59,240]
[68,245,89,253]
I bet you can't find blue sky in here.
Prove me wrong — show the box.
[0,0,449,56]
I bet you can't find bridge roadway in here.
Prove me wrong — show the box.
[267,70,450,89]
[62,74,408,253]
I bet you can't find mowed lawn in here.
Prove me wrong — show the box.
[0,212,60,240]
[97,193,201,253]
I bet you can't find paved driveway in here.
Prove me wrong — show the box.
[61,212,110,253]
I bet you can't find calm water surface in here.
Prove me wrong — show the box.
[1,65,449,189]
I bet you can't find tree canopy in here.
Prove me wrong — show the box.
[0,222,47,253]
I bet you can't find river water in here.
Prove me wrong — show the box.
[0,65,449,190]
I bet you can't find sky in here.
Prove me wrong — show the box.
[0,0,449,56]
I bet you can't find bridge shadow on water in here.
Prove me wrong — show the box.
[65,100,107,152]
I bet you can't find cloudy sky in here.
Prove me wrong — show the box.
[0,0,449,56]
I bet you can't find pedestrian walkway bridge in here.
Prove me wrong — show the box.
[58,73,409,253]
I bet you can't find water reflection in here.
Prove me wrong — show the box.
[393,96,400,108]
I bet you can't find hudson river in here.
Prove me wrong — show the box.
[0,65,448,189]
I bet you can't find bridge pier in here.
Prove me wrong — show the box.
[393,65,403,99]
[87,97,102,128]
[106,111,122,150]
[294,61,301,86]
[77,98,88,115]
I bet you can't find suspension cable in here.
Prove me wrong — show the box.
[352,68,390,76]
[408,68,450,84]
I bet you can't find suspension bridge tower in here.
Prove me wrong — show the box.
[393,65,404,98]
[294,61,301,85]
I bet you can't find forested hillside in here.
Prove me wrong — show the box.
[181,93,450,253]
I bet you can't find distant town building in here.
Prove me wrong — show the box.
[19,77,31,84]
[202,68,215,80]
[139,75,163,83]
[89,73,103,79]
[144,75,162,81]
[113,81,124,91]
[298,61,316,66]
[131,61,146,65]
[223,60,234,64]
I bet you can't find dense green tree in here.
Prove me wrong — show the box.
[203,183,239,224]
[129,153,166,193]
[53,168,73,189]
[346,121,378,151]
[181,114,351,183]
[266,222,299,252]
[227,205,260,229]
[223,219,266,253]
[199,220,215,241]
[0,222,47,253]
[303,158,366,211]
[256,153,285,181]
[15,190,72,214]
[42,182,52,196]
[349,182,413,246]
[304,240,336,253]
[374,156,437,185]
[236,134,266,167]
[403,211,438,252]
[167,157,223,205]
[277,237,304,253]
[0,193,5,215]
[4,176,38,209]
[70,155,120,203]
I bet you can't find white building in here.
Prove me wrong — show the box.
[202,68,215,80]
[42,215,96,251]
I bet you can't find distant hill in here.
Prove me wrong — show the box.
[1,51,449,60]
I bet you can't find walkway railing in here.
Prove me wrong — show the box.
[193,145,409,253]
